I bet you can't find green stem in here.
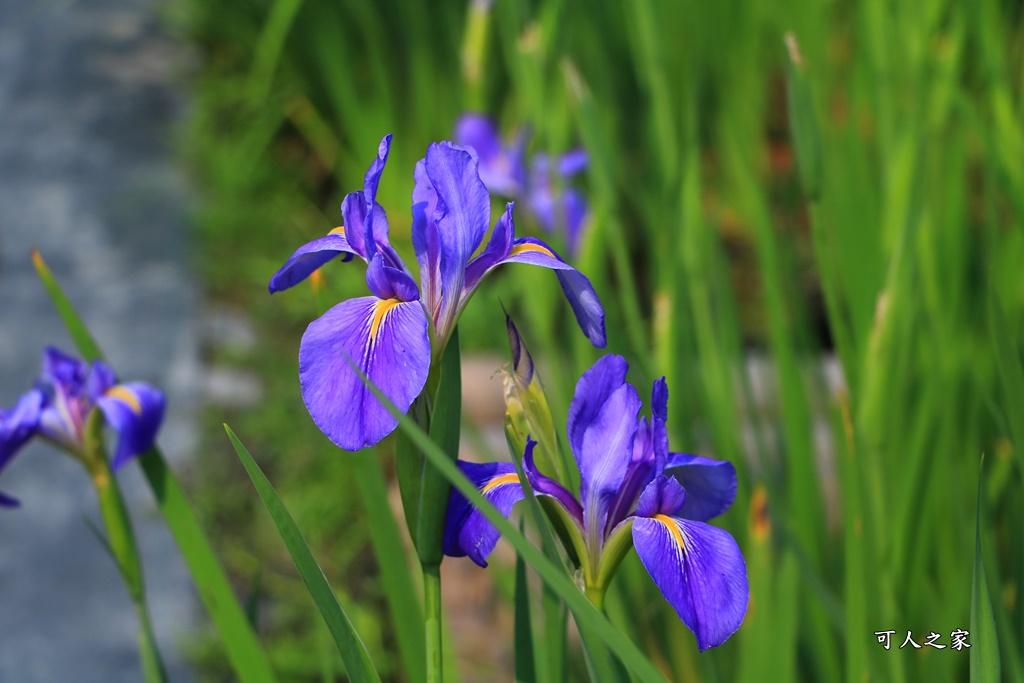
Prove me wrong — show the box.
[422,562,443,683]
[585,582,606,612]
[82,412,168,683]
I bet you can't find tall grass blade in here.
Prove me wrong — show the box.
[225,425,382,683]
[970,456,1000,683]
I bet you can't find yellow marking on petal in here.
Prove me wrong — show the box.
[105,386,142,415]
[370,298,402,340]
[309,267,326,294]
[482,473,520,495]
[509,242,556,259]
[653,514,685,551]
[328,226,346,235]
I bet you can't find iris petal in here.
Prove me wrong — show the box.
[411,160,442,318]
[0,389,44,506]
[268,231,358,294]
[454,114,525,196]
[500,238,605,347]
[96,382,166,469]
[632,513,749,651]
[663,453,738,522]
[443,460,524,567]
[577,382,641,537]
[299,295,430,451]
[425,142,492,333]
[523,439,583,526]
[566,355,629,458]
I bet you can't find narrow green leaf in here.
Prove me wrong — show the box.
[989,292,1024,465]
[34,248,279,683]
[420,328,463,564]
[971,456,1000,683]
[351,363,667,682]
[225,425,381,683]
[515,530,538,683]
[351,454,426,683]
[31,249,103,362]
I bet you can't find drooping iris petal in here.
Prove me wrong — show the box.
[464,233,605,347]
[501,238,605,347]
[268,230,358,294]
[96,383,166,470]
[0,390,44,507]
[424,142,492,333]
[411,160,442,318]
[577,382,641,538]
[523,438,583,525]
[633,476,748,651]
[299,295,430,451]
[663,453,738,522]
[443,460,524,567]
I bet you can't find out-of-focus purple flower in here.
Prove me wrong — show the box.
[443,354,748,651]
[454,114,591,255]
[0,348,165,507]
[269,135,606,452]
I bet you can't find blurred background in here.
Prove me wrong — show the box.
[3,0,1024,680]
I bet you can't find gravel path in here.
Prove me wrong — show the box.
[0,0,200,680]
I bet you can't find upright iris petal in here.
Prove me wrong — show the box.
[443,353,747,650]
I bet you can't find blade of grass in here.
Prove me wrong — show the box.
[515,525,538,683]
[971,456,1000,683]
[33,249,279,683]
[225,425,382,683]
[351,453,426,683]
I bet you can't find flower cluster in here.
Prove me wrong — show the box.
[270,134,606,451]
[455,114,590,255]
[0,347,165,506]
[444,352,749,651]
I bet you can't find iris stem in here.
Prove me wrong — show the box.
[82,411,168,683]
[585,582,606,612]
[423,562,444,683]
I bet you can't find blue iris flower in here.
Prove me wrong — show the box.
[443,354,749,651]
[269,135,606,452]
[0,347,165,507]
[455,114,591,256]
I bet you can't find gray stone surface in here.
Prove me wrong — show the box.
[0,0,199,680]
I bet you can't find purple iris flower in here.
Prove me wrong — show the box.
[455,114,591,255]
[0,347,165,507]
[443,354,748,651]
[269,135,606,452]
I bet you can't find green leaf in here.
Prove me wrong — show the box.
[351,453,426,683]
[225,425,382,683]
[971,456,1000,683]
[33,249,279,683]
[397,327,462,565]
[515,529,538,683]
[351,361,667,682]
[32,249,103,362]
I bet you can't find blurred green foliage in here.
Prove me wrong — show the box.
[171,0,1024,680]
